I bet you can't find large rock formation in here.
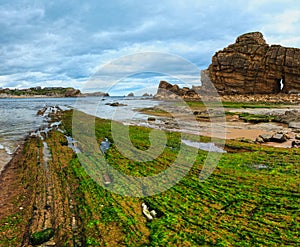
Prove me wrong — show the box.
[205,32,300,94]
[154,81,199,99]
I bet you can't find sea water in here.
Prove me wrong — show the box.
[0,96,160,173]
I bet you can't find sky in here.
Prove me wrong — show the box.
[1,0,300,95]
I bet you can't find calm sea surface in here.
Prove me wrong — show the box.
[0,96,160,172]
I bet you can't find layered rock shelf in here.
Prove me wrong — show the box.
[154,80,300,103]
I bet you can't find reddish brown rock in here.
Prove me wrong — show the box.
[64,88,81,97]
[205,32,300,95]
[154,81,199,99]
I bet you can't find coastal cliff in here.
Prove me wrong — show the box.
[154,32,300,99]
[206,32,300,95]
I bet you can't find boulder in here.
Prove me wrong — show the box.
[271,133,287,143]
[204,32,300,95]
[292,140,300,147]
[289,122,300,129]
[275,110,300,124]
[259,134,272,142]
[255,136,264,143]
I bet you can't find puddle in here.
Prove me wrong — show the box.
[42,141,51,169]
[50,121,61,128]
[66,136,81,153]
[0,143,14,155]
[247,164,269,170]
[100,138,111,154]
[182,139,226,153]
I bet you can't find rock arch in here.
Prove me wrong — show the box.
[204,32,300,95]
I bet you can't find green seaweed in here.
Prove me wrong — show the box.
[30,228,55,245]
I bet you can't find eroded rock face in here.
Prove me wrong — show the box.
[154,80,199,99]
[206,32,300,95]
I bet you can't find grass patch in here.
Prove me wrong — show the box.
[60,110,299,246]
[237,112,276,123]
[173,101,284,109]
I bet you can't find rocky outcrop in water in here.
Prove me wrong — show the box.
[154,81,199,99]
[205,32,300,95]
[105,102,127,107]
[127,92,134,97]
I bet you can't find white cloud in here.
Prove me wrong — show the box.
[1,0,300,92]
[263,10,300,34]
[0,4,44,25]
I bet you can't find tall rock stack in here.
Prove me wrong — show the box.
[205,32,300,95]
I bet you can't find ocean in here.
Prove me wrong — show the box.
[0,96,160,173]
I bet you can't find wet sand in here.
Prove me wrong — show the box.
[141,117,290,142]
[0,143,24,218]
[211,128,270,140]
[0,150,13,174]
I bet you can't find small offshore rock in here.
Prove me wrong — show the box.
[106,102,127,107]
[142,93,151,97]
[148,117,156,121]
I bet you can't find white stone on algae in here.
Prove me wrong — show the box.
[142,203,156,220]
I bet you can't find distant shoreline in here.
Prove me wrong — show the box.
[0,95,79,99]
[0,93,110,99]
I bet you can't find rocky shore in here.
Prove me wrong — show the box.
[0,106,299,246]
[154,31,300,103]
[154,80,300,104]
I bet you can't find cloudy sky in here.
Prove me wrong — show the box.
[1,0,300,95]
